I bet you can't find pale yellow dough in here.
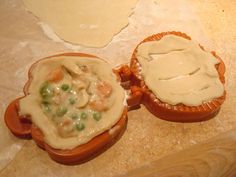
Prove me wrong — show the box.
[136,35,224,106]
[22,0,138,47]
[19,56,125,150]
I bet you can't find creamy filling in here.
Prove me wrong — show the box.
[19,56,125,149]
[136,35,224,106]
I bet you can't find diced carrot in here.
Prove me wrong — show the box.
[89,99,108,112]
[57,118,75,138]
[97,81,112,98]
[47,67,64,83]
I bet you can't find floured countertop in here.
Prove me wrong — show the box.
[0,0,236,176]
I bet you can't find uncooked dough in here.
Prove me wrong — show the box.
[22,0,138,47]
[136,35,224,106]
[19,56,125,149]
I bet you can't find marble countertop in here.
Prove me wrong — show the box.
[0,0,236,176]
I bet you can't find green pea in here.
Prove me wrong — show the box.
[69,97,76,105]
[80,112,87,120]
[93,112,102,121]
[41,99,51,104]
[76,122,85,131]
[41,103,51,113]
[70,112,78,119]
[56,106,67,117]
[61,84,70,91]
[40,82,54,99]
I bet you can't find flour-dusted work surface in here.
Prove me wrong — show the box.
[0,0,236,177]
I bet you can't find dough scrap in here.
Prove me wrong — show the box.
[22,0,138,47]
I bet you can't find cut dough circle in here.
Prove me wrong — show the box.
[22,0,138,47]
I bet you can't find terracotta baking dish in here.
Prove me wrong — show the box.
[129,31,226,122]
[4,32,226,164]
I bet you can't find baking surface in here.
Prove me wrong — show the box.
[0,0,236,176]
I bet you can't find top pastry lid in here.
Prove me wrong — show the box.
[129,31,226,122]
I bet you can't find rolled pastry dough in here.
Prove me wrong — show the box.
[136,35,224,106]
[22,0,138,47]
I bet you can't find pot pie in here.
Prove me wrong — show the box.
[5,53,127,164]
[130,31,226,122]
